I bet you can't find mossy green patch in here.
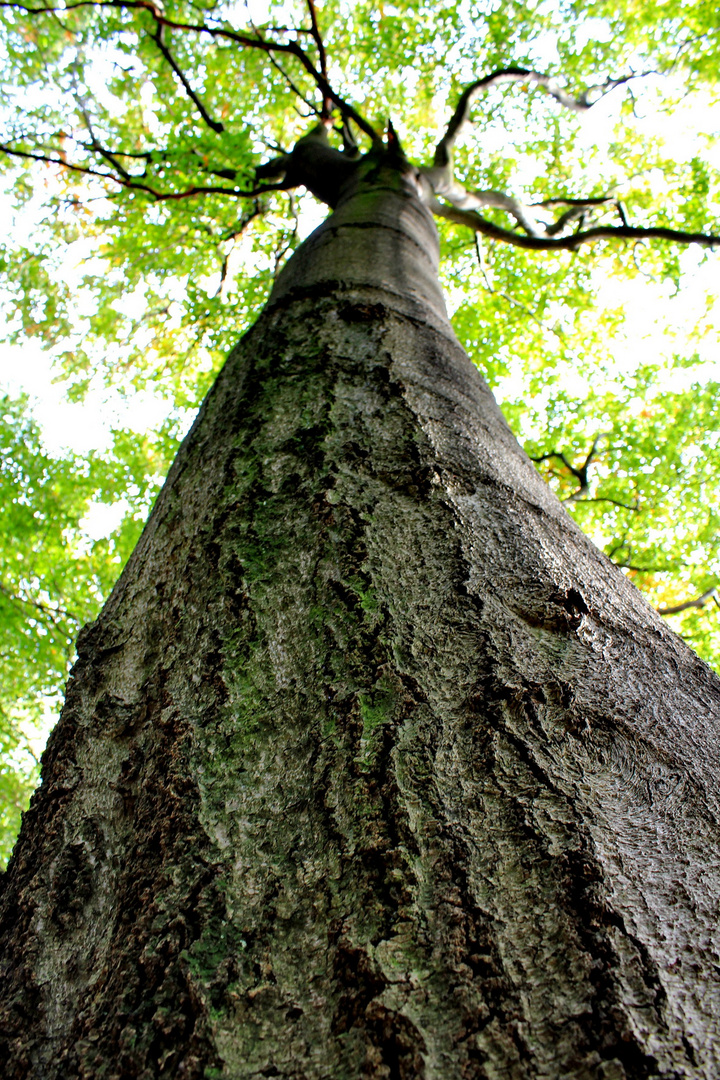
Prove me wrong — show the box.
[185,917,247,987]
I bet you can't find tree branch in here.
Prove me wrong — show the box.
[530,449,579,477]
[433,67,639,169]
[149,21,224,133]
[444,185,545,235]
[421,68,665,243]
[263,50,323,119]
[531,435,608,494]
[613,562,671,573]
[529,435,635,506]
[425,182,622,239]
[658,586,718,616]
[215,200,266,295]
[0,142,271,199]
[69,66,137,181]
[306,0,330,120]
[430,199,720,251]
[568,495,640,511]
[0,580,80,628]
[0,0,383,145]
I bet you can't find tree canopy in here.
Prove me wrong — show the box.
[0,0,719,862]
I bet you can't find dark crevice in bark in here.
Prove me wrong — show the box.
[265,283,459,344]
[321,218,433,258]
[1,681,225,1078]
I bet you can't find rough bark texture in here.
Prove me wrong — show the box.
[1,161,720,1080]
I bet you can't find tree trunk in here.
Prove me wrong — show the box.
[2,161,719,1080]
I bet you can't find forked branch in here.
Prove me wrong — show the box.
[431,200,720,251]
[0,0,383,145]
[149,22,225,133]
[658,586,719,616]
[421,67,720,252]
[422,68,656,242]
[530,438,639,510]
[530,435,612,501]
[433,67,638,168]
[0,141,274,200]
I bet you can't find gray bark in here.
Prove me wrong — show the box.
[1,158,719,1080]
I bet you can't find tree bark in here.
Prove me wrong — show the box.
[1,160,720,1080]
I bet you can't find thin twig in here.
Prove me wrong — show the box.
[264,50,322,117]
[306,0,330,119]
[71,66,135,180]
[658,586,718,616]
[474,234,565,339]
[613,561,672,573]
[149,23,224,132]
[0,581,80,627]
[432,200,720,251]
[0,0,383,145]
[0,142,279,199]
[434,67,642,167]
[568,495,639,511]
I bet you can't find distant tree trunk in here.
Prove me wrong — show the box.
[1,160,719,1080]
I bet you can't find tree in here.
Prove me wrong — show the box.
[1,0,720,857]
[1,1,720,1075]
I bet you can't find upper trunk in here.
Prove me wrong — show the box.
[1,160,720,1080]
